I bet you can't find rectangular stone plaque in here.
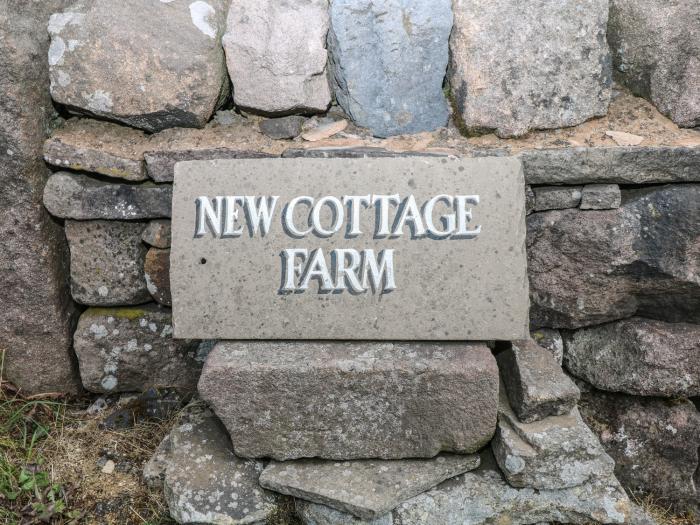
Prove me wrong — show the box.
[171,157,528,340]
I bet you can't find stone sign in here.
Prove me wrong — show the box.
[171,157,528,339]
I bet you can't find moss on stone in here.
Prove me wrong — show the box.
[84,306,152,320]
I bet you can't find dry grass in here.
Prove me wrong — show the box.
[633,494,698,525]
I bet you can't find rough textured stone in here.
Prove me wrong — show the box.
[608,0,700,128]
[224,0,330,113]
[530,328,564,365]
[498,340,580,423]
[525,185,535,216]
[199,341,499,460]
[144,248,171,307]
[282,147,453,159]
[144,149,273,182]
[48,0,229,132]
[533,186,582,211]
[259,116,307,140]
[43,119,148,181]
[328,0,452,137]
[43,172,171,220]
[73,305,201,394]
[580,184,622,210]
[65,220,149,306]
[260,454,480,520]
[528,185,700,329]
[520,146,700,185]
[296,501,391,525]
[564,318,700,397]
[492,388,615,490]
[0,0,79,394]
[141,220,171,249]
[449,0,611,138]
[580,390,700,514]
[145,403,285,524]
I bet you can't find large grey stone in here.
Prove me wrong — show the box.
[532,186,582,211]
[449,0,611,138]
[497,339,580,423]
[520,146,700,185]
[528,185,700,329]
[171,157,529,341]
[73,305,201,394]
[43,172,171,220]
[43,119,148,181]
[0,0,79,394]
[48,0,229,132]
[260,454,480,520]
[580,184,622,210]
[145,403,285,524]
[224,0,330,114]
[492,388,615,490]
[565,318,700,397]
[328,0,452,137]
[608,0,700,128]
[580,390,700,514]
[65,220,149,306]
[198,341,499,460]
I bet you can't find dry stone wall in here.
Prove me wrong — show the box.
[2,0,699,522]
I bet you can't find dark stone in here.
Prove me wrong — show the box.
[259,116,306,140]
[141,220,171,249]
[144,248,171,306]
[144,148,274,182]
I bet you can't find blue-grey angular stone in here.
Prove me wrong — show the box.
[328,0,452,138]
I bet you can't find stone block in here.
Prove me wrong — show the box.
[580,184,622,210]
[144,403,286,524]
[224,0,331,113]
[260,454,479,520]
[141,220,171,249]
[48,0,230,132]
[497,339,580,423]
[449,0,611,137]
[0,0,80,394]
[492,388,615,490]
[528,185,700,328]
[198,341,499,460]
[532,186,582,211]
[580,390,700,514]
[43,172,171,220]
[144,248,171,306]
[43,119,148,181]
[73,305,201,393]
[144,149,274,182]
[259,116,307,140]
[608,0,700,127]
[328,0,452,137]
[65,220,149,306]
[564,318,700,397]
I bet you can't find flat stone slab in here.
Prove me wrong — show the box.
[580,184,622,209]
[260,454,480,520]
[532,186,582,211]
[144,148,274,182]
[144,403,285,524]
[497,339,580,423]
[198,341,499,460]
[171,157,528,340]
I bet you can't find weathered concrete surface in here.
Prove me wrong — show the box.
[224,0,330,114]
[141,220,171,249]
[300,452,630,525]
[532,186,582,211]
[44,172,171,220]
[171,157,529,340]
[565,318,700,397]
[199,341,499,460]
[580,390,700,514]
[580,184,622,210]
[528,185,700,328]
[497,339,580,423]
[43,119,148,181]
[449,0,611,137]
[48,0,230,132]
[260,454,479,520]
[328,0,452,137]
[0,0,79,394]
[145,403,285,524]
[73,305,201,394]
[492,388,614,490]
[608,0,700,128]
[65,220,150,306]
[144,248,171,306]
